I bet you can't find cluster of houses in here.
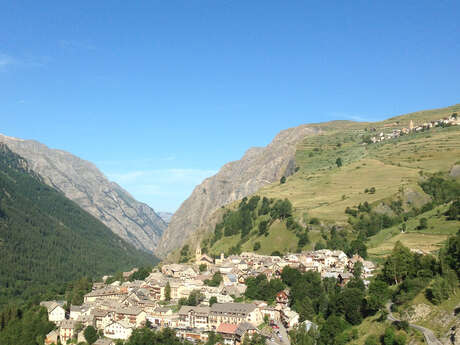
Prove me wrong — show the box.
[41,248,375,345]
[367,115,459,144]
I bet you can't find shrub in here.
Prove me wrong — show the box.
[417,218,428,230]
[309,217,320,225]
[364,334,379,345]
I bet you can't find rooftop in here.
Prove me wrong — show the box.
[211,303,256,315]
[217,323,239,334]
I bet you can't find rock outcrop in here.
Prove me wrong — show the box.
[156,125,319,256]
[450,164,460,178]
[0,134,166,253]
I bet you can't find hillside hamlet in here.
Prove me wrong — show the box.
[40,248,374,345]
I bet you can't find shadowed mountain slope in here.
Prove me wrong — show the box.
[0,144,157,305]
[0,134,166,253]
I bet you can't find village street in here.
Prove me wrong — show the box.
[275,320,290,345]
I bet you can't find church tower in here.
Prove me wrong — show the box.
[409,120,414,132]
[195,246,202,263]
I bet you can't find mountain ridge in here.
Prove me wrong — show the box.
[156,124,321,256]
[0,134,166,253]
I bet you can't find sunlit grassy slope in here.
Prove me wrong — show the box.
[194,104,460,258]
[367,204,459,258]
[260,120,460,223]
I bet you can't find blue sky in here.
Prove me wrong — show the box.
[1,1,459,212]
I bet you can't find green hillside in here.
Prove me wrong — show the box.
[191,104,460,258]
[0,144,158,307]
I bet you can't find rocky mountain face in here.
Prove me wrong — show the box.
[156,125,320,256]
[0,134,166,253]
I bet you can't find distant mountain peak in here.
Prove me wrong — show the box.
[158,212,173,225]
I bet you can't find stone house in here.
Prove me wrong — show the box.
[104,320,133,340]
[281,307,299,329]
[59,319,77,343]
[92,309,111,329]
[40,301,66,323]
[70,304,92,320]
[84,288,127,303]
[113,306,146,328]
[178,305,210,329]
[217,323,239,345]
[176,328,209,343]
[275,291,289,306]
[260,306,281,321]
[148,306,175,328]
[209,303,262,329]
[44,330,59,345]
[235,322,258,344]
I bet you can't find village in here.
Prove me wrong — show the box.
[40,248,375,345]
[366,113,458,144]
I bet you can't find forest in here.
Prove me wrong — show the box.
[0,143,157,308]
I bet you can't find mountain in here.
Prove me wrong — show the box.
[158,212,173,225]
[160,103,460,258]
[156,125,320,256]
[0,134,166,253]
[0,144,157,306]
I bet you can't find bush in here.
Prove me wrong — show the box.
[253,242,261,251]
[204,272,223,287]
[84,326,99,345]
[314,241,326,250]
[417,218,428,230]
[309,218,320,225]
[420,176,460,204]
[336,157,343,168]
[209,296,217,306]
[258,220,269,236]
[445,200,460,220]
[364,334,379,345]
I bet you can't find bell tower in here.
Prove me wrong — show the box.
[409,120,414,132]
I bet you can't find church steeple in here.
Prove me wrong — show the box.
[409,119,414,132]
[195,246,202,262]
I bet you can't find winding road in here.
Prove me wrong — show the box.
[386,303,442,345]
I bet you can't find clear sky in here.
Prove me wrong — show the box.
[1,1,459,212]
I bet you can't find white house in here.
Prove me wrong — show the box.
[40,301,66,323]
[282,307,299,329]
[104,320,133,340]
[70,304,92,320]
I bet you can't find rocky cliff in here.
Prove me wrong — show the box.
[156,125,320,256]
[0,134,166,253]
